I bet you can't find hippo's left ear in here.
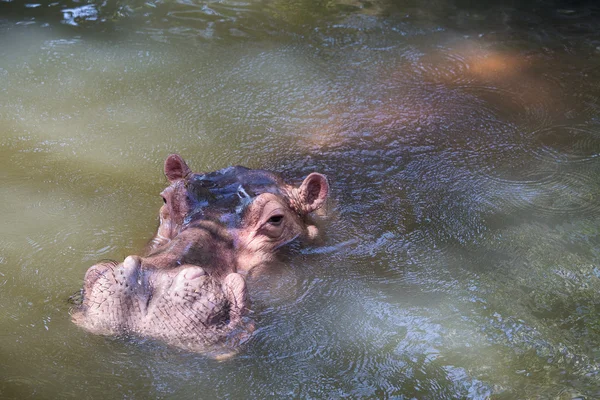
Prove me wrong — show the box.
[164,154,192,182]
[297,173,329,214]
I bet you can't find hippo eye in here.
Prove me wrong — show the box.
[267,215,283,226]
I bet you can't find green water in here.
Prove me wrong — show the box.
[1,0,600,398]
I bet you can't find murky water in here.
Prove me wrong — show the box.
[2,0,600,398]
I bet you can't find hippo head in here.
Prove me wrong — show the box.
[147,154,329,272]
[72,156,328,352]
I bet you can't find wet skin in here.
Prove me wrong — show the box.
[71,256,249,353]
[147,154,329,270]
[72,155,329,352]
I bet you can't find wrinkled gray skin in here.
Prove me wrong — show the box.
[72,155,329,354]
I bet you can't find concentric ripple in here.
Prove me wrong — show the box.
[410,49,475,87]
[465,145,560,185]
[525,171,600,217]
[458,84,552,126]
[530,124,600,164]
[461,136,600,218]
[482,170,600,218]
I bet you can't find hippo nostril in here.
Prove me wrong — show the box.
[124,255,141,270]
[306,225,319,240]
[183,267,206,280]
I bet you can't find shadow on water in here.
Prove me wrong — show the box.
[2,0,600,398]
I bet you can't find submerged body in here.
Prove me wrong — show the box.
[72,155,329,352]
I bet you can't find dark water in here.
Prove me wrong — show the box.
[2,0,600,398]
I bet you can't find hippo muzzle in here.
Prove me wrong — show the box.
[72,255,249,353]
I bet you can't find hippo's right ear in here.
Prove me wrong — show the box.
[164,154,192,182]
[297,173,329,214]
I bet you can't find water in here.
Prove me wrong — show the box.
[1,0,600,398]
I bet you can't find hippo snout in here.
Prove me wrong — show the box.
[73,256,250,352]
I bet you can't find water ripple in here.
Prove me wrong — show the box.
[531,124,600,164]
[464,145,560,185]
[458,84,553,127]
[411,48,475,87]
[482,170,600,218]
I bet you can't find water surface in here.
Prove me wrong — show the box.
[1,0,600,398]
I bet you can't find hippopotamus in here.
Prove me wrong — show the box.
[71,155,329,353]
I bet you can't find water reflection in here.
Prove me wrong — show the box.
[2,0,600,398]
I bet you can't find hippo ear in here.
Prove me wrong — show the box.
[164,154,192,182]
[297,173,329,213]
